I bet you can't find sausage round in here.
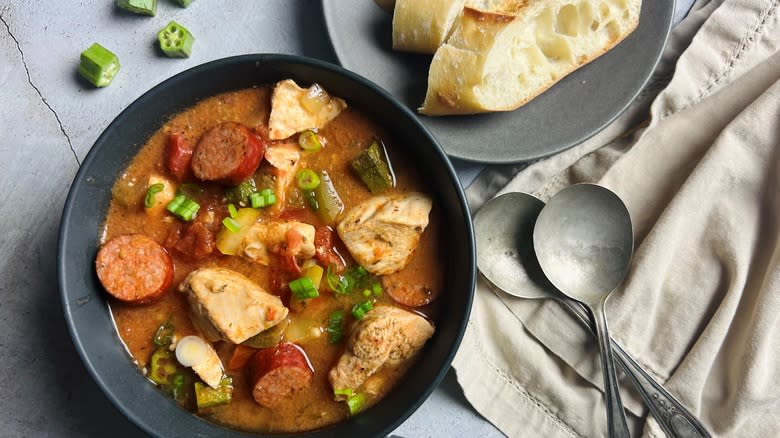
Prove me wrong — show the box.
[191,122,265,185]
[248,342,313,407]
[95,234,174,304]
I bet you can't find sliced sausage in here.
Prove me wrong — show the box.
[95,234,174,304]
[248,342,313,408]
[165,133,194,181]
[191,122,266,185]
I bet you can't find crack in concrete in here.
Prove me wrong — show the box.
[1,13,81,167]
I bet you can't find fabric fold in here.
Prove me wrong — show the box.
[453,0,780,436]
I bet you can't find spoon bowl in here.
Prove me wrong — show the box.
[534,183,633,438]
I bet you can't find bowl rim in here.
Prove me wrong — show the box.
[58,53,476,437]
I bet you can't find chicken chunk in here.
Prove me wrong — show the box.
[239,221,316,266]
[179,268,289,344]
[329,306,434,393]
[262,143,300,210]
[268,80,347,140]
[336,193,432,275]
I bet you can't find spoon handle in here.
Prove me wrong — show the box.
[592,300,632,438]
[559,298,710,438]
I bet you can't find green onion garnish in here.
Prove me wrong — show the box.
[371,282,383,297]
[78,43,120,88]
[250,189,277,209]
[144,183,164,208]
[346,392,366,415]
[298,130,323,152]
[327,310,345,344]
[166,194,200,221]
[227,203,238,219]
[296,169,321,191]
[351,300,374,320]
[289,276,319,299]
[222,217,241,233]
[334,388,353,398]
[157,21,194,58]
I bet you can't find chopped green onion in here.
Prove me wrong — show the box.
[222,217,241,233]
[334,388,353,398]
[157,21,194,58]
[227,203,238,219]
[362,289,371,297]
[371,282,383,297]
[249,192,264,208]
[327,310,345,344]
[346,392,366,415]
[296,169,321,191]
[250,188,277,209]
[327,265,373,295]
[78,43,120,87]
[152,320,175,347]
[166,194,200,221]
[144,183,165,208]
[176,0,194,6]
[116,0,157,16]
[352,300,374,320]
[326,264,348,295]
[298,130,323,152]
[289,277,319,299]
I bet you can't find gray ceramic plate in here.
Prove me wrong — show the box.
[322,1,674,163]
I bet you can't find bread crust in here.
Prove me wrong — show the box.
[420,0,642,115]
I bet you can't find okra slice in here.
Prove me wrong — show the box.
[116,0,157,16]
[79,43,120,88]
[176,0,194,6]
[158,21,195,58]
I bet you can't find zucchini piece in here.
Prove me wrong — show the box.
[312,171,344,224]
[350,141,394,194]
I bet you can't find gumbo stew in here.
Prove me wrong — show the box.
[96,79,444,434]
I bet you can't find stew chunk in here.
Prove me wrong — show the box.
[329,306,434,393]
[179,268,289,344]
[239,221,315,266]
[268,80,347,140]
[336,193,432,275]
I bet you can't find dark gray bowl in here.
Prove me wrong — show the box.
[58,54,475,437]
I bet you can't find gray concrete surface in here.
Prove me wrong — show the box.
[0,0,693,436]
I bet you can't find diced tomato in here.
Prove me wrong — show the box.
[228,345,256,371]
[314,226,345,271]
[166,133,194,181]
[165,219,216,260]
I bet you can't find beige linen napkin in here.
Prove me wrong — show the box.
[453,1,780,437]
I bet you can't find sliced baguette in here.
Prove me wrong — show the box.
[392,0,467,54]
[392,0,521,54]
[420,0,642,115]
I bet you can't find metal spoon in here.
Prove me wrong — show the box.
[475,192,709,438]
